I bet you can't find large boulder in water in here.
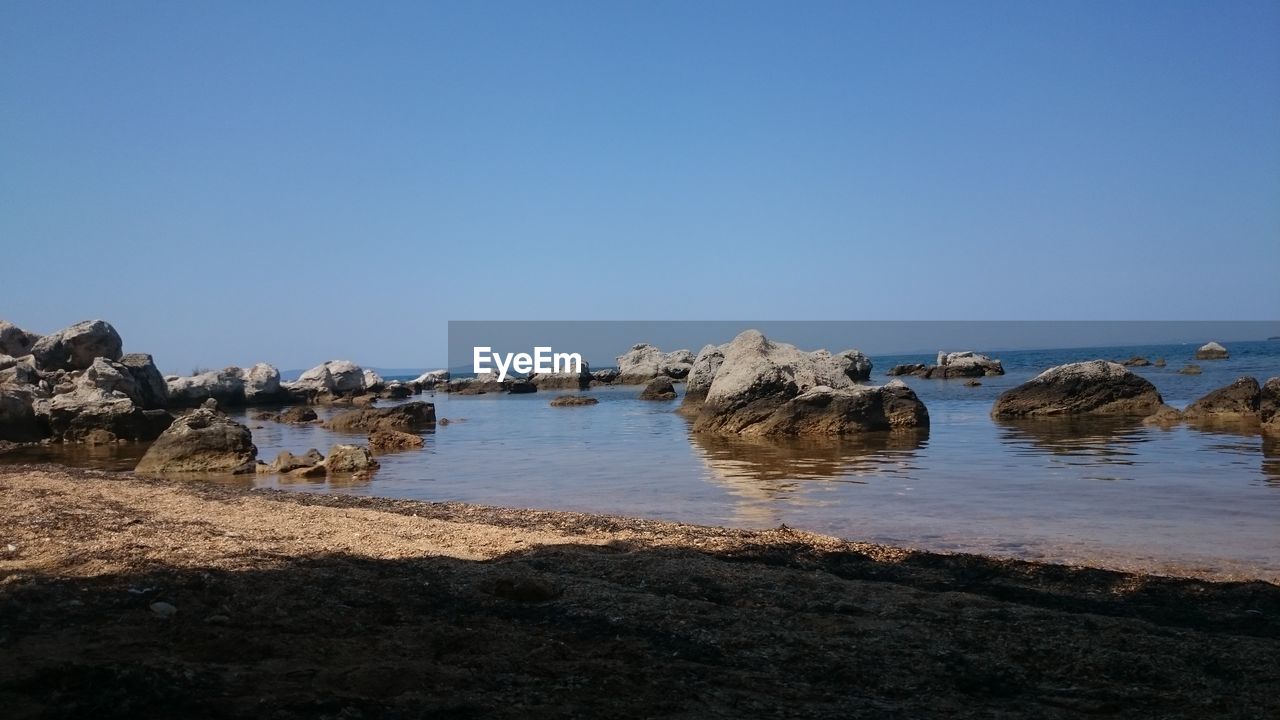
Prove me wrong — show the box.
[325,401,436,432]
[1194,342,1229,360]
[0,320,40,357]
[135,408,257,474]
[690,330,928,436]
[638,376,677,400]
[30,320,123,371]
[325,444,379,473]
[1183,377,1261,421]
[991,361,1164,418]
[923,351,1003,379]
[289,360,367,396]
[243,363,283,403]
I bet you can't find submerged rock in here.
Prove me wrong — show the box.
[1178,364,1203,376]
[991,361,1164,418]
[1195,342,1229,360]
[325,401,436,432]
[368,429,425,453]
[550,395,599,407]
[263,448,325,473]
[690,330,928,436]
[135,408,257,474]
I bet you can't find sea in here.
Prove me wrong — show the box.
[9,339,1280,581]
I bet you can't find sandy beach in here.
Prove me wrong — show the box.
[1,465,1277,718]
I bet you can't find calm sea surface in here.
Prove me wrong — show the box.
[11,340,1280,581]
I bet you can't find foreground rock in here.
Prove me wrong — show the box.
[325,401,436,432]
[1195,342,1229,360]
[992,361,1164,418]
[550,395,599,407]
[30,320,122,371]
[368,429,425,453]
[135,408,257,473]
[638,377,677,401]
[690,331,928,436]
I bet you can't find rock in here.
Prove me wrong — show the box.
[1183,377,1261,421]
[507,380,537,394]
[34,380,173,443]
[379,381,413,399]
[167,367,247,407]
[265,448,325,473]
[550,395,599,407]
[325,401,436,432]
[615,345,699,383]
[529,363,592,390]
[0,385,45,442]
[368,429,425,453]
[325,444,378,473]
[836,349,873,381]
[30,320,123,371]
[591,368,620,384]
[965,379,982,387]
[681,344,726,407]
[1142,405,1183,427]
[149,601,178,618]
[411,369,449,387]
[362,369,385,392]
[291,360,367,396]
[118,354,169,409]
[887,363,924,377]
[689,330,929,436]
[1178,364,1203,376]
[0,357,40,387]
[200,398,220,412]
[639,377,677,401]
[0,321,40,357]
[243,363,283,403]
[991,360,1164,418]
[1195,342,1229,360]
[1262,378,1280,436]
[1154,358,1167,368]
[276,406,318,424]
[135,408,257,473]
[920,352,1004,379]
[1121,356,1150,367]
[442,376,503,395]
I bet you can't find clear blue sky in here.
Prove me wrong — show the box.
[2,1,1277,372]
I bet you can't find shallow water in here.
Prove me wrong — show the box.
[7,340,1280,580]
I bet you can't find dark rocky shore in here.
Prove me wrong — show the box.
[2,465,1278,719]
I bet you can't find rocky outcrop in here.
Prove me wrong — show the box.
[1183,377,1261,421]
[243,363,283,403]
[411,369,449,388]
[368,429,425,453]
[639,377,677,401]
[991,361,1164,418]
[0,321,40,357]
[30,320,123,371]
[591,368,620,384]
[549,395,599,407]
[283,360,368,400]
[362,369,385,392]
[689,330,928,436]
[119,354,169,409]
[167,367,249,407]
[32,362,174,443]
[1195,342,1229,360]
[616,344,698,384]
[890,352,1003,380]
[135,409,257,474]
[325,401,436,433]
[325,444,378,473]
[379,381,413,399]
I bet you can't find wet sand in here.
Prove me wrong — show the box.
[1,465,1277,718]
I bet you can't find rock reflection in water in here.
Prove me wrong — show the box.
[0,441,149,472]
[995,418,1150,467]
[1264,435,1280,487]
[688,429,928,526]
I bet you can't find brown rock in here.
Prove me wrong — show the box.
[325,402,435,433]
[638,377,677,401]
[992,361,1164,418]
[368,429,425,453]
[550,395,599,407]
